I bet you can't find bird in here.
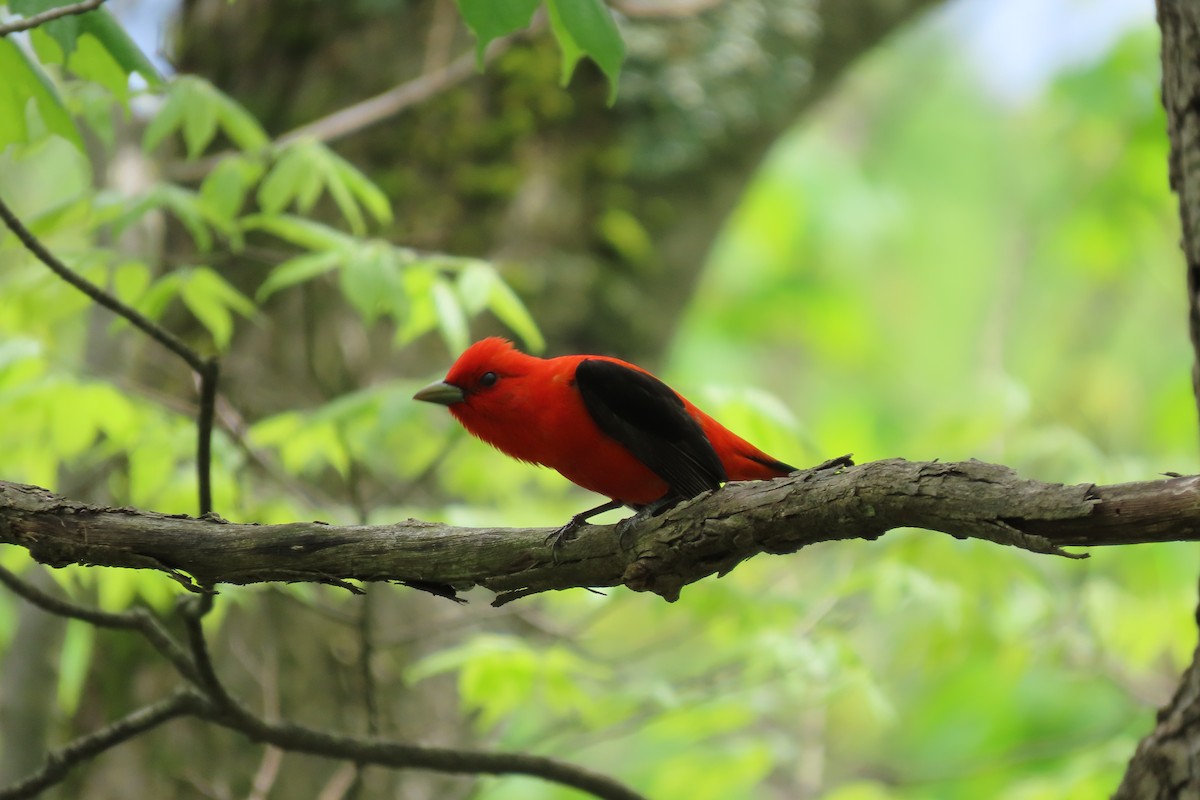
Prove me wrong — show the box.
[413,337,796,538]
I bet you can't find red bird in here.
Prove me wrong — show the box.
[414,337,795,530]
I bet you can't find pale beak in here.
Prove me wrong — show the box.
[413,381,465,406]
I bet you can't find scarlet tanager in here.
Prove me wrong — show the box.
[414,337,795,531]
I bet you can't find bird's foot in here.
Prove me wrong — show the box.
[545,500,625,563]
[544,515,587,561]
[615,497,678,549]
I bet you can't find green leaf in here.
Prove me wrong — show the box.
[258,144,316,214]
[111,260,152,306]
[181,279,233,350]
[455,0,540,64]
[114,185,214,251]
[432,275,470,353]
[179,266,258,351]
[65,33,128,102]
[258,140,390,232]
[545,0,624,103]
[487,275,545,352]
[182,83,221,160]
[257,249,344,301]
[13,0,83,59]
[211,90,269,152]
[199,155,263,225]
[321,154,366,235]
[241,214,355,251]
[339,242,402,324]
[76,7,161,87]
[0,38,83,151]
[19,3,161,86]
[456,261,496,314]
[132,272,184,322]
[142,86,189,153]
[394,265,438,346]
[145,78,266,157]
[327,151,392,225]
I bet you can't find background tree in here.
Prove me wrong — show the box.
[0,1,1194,799]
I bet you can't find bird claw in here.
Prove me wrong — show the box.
[545,514,589,563]
[614,515,640,550]
[613,498,674,549]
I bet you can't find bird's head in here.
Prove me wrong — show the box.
[413,337,534,425]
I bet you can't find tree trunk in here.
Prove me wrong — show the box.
[1114,2,1200,796]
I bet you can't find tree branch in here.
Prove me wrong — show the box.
[0,566,647,800]
[0,195,219,516]
[0,0,106,37]
[0,563,201,683]
[3,458,1198,604]
[167,25,535,183]
[1114,2,1200,795]
[0,689,204,800]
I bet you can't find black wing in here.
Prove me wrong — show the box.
[575,359,727,500]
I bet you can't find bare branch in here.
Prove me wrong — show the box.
[4,459,1199,604]
[0,689,204,800]
[609,0,728,19]
[169,27,532,183]
[0,0,106,37]
[0,196,220,516]
[193,700,648,800]
[176,592,645,800]
[0,563,200,683]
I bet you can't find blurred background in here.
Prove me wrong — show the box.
[0,0,1192,798]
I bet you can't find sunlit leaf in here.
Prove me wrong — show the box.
[455,260,496,314]
[257,249,344,301]
[142,86,189,153]
[339,242,402,323]
[179,266,257,351]
[199,155,264,224]
[182,84,220,160]
[487,276,544,352]
[0,38,83,151]
[241,214,355,251]
[432,275,469,353]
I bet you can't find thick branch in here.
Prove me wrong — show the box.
[3,458,1198,603]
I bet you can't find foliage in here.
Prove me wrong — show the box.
[0,2,1189,800]
[456,0,624,102]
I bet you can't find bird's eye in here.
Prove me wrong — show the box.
[479,371,498,388]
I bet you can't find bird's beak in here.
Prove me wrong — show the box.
[413,381,465,406]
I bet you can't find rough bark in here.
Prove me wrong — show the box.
[5,459,1200,605]
[1114,2,1200,797]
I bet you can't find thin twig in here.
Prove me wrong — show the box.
[196,359,220,516]
[0,196,204,374]
[0,689,203,800]
[0,195,220,516]
[608,0,727,18]
[0,0,106,37]
[195,705,648,800]
[168,25,534,182]
[0,564,646,800]
[0,564,200,684]
[176,593,645,799]
[180,593,235,707]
